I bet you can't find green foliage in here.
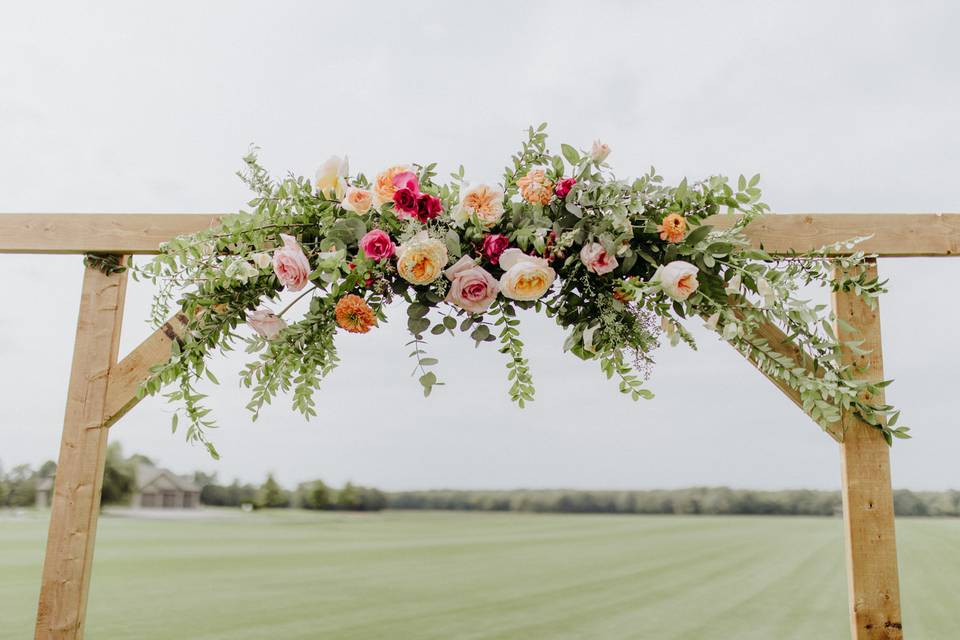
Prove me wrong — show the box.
[131,126,906,454]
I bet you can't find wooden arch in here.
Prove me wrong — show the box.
[4,212,959,640]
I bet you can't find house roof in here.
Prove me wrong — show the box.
[135,462,200,493]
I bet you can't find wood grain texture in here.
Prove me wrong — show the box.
[733,311,843,442]
[0,214,221,254]
[103,312,188,427]
[832,261,903,640]
[2,212,960,255]
[35,260,129,639]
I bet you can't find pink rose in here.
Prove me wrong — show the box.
[482,234,510,265]
[272,233,311,291]
[555,177,576,199]
[579,242,619,275]
[391,171,420,193]
[444,255,500,314]
[246,307,287,340]
[415,193,443,223]
[393,187,419,218]
[359,229,396,261]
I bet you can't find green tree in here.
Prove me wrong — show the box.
[303,480,331,510]
[257,474,290,508]
[101,443,135,505]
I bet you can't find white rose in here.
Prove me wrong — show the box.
[315,155,349,199]
[653,261,699,301]
[251,252,272,269]
[498,248,556,301]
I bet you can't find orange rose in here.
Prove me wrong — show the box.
[335,294,377,333]
[657,213,687,243]
[517,169,554,205]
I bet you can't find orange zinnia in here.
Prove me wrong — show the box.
[334,294,377,334]
[657,213,687,243]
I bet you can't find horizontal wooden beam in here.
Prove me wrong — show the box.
[0,213,221,254]
[1,212,960,256]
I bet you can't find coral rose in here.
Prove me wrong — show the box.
[498,248,556,301]
[359,229,395,261]
[335,294,377,334]
[396,231,449,285]
[341,187,373,214]
[315,155,349,199]
[657,213,687,243]
[653,261,699,301]
[482,234,510,265]
[579,242,619,275]
[246,307,287,340]
[373,165,411,208]
[517,169,554,205]
[272,234,311,292]
[452,184,505,228]
[444,256,500,314]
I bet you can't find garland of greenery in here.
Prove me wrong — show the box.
[133,125,908,457]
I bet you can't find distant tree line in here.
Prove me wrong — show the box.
[4,453,959,516]
[385,488,960,517]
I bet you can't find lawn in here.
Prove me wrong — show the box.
[0,510,956,639]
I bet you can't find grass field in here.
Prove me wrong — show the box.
[0,510,956,639]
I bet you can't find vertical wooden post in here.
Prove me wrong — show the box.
[35,258,128,640]
[832,260,903,640]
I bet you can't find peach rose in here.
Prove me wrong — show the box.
[396,231,449,285]
[272,233,311,292]
[579,242,619,275]
[498,248,556,301]
[373,164,411,208]
[315,155,349,199]
[591,140,611,163]
[517,169,554,205]
[341,187,373,214]
[653,261,699,301]
[452,184,505,228]
[444,255,500,313]
[246,307,287,340]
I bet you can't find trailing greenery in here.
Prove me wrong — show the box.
[128,125,908,455]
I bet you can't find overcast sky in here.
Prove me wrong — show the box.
[1,1,957,491]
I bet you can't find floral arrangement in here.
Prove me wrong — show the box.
[136,125,909,457]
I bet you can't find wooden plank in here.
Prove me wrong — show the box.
[732,310,843,442]
[36,259,129,639]
[103,312,188,427]
[0,213,220,254]
[720,212,960,256]
[832,260,903,639]
[1,212,960,256]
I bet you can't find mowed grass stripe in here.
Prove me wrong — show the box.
[1,511,957,639]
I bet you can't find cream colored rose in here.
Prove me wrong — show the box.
[498,248,556,301]
[372,164,411,208]
[396,231,449,285]
[591,140,611,163]
[452,184,505,228]
[251,252,272,269]
[341,187,373,214]
[316,155,349,199]
[653,261,699,301]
